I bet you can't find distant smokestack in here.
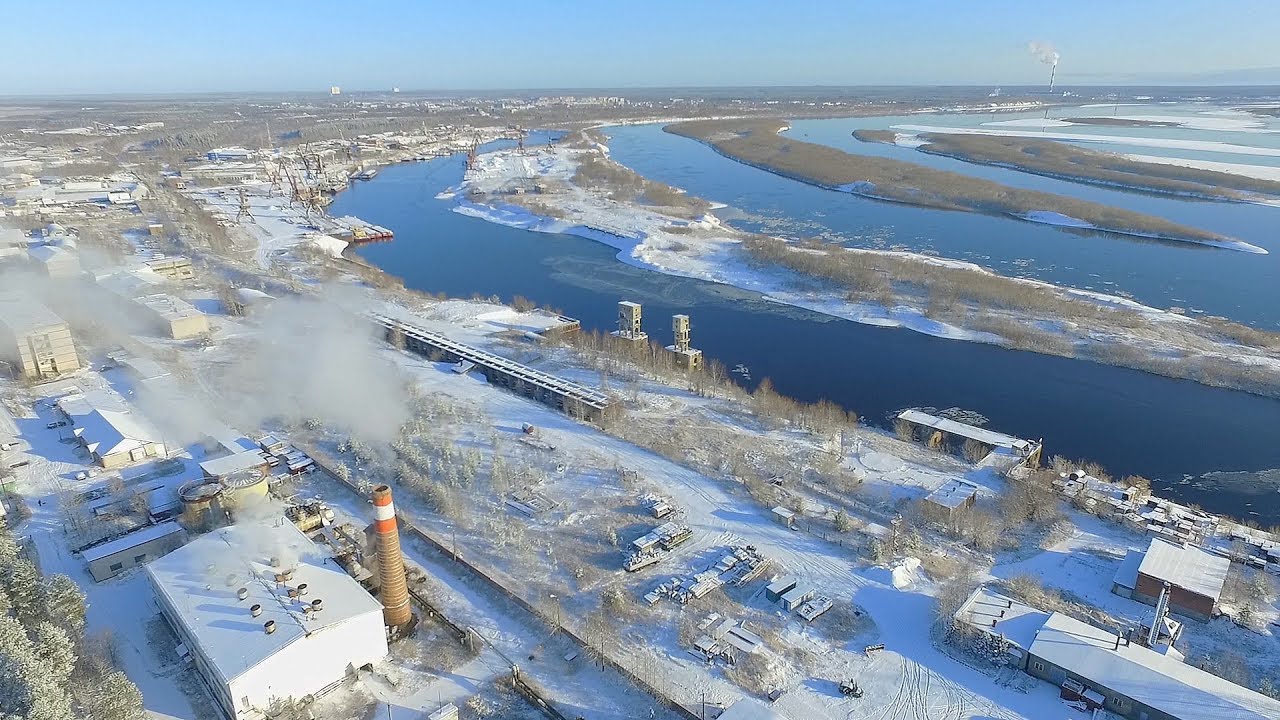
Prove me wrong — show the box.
[1048,63,1058,93]
[371,485,412,627]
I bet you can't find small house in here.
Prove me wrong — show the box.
[82,522,187,581]
[921,478,979,528]
[765,576,798,603]
[771,506,796,529]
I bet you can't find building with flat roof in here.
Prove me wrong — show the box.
[81,521,186,581]
[1027,611,1280,720]
[1112,538,1230,621]
[145,256,195,281]
[921,478,979,528]
[145,520,387,719]
[0,293,80,380]
[95,270,210,339]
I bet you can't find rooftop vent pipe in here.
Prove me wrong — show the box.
[237,587,249,601]
[298,583,309,596]
[264,620,276,634]
[251,604,262,617]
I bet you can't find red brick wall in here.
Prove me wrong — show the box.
[1135,572,1214,619]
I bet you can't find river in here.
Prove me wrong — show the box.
[331,131,1280,526]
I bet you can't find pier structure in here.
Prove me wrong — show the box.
[896,409,1043,472]
[371,313,610,422]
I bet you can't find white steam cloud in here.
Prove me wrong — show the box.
[1028,41,1060,67]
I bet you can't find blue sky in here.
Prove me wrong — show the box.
[4,0,1279,94]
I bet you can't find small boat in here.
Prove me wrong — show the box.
[732,364,750,375]
[351,168,379,181]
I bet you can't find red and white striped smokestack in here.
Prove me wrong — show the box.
[372,485,411,627]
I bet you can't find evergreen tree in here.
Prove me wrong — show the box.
[0,616,74,720]
[31,621,76,687]
[41,575,87,638]
[4,558,42,622]
[84,670,145,720]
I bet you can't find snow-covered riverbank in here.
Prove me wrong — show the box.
[448,140,1280,395]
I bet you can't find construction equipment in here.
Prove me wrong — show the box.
[839,680,863,698]
[235,187,254,222]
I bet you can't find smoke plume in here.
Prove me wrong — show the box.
[1028,41,1060,67]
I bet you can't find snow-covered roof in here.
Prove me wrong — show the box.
[82,521,184,563]
[925,478,980,509]
[1029,612,1280,720]
[95,268,164,299]
[897,409,1031,451]
[59,389,164,458]
[1138,538,1230,602]
[145,519,384,684]
[27,243,77,264]
[953,587,1049,652]
[1113,548,1144,590]
[199,450,267,478]
[136,293,202,321]
[0,292,66,334]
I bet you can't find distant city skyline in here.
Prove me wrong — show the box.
[3,0,1279,94]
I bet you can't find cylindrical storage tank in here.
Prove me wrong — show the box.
[220,470,269,509]
[371,485,411,627]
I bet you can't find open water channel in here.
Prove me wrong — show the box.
[331,120,1280,525]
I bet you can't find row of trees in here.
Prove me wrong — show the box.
[0,525,144,720]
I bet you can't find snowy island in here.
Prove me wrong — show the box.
[665,118,1265,253]
[853,129,1280,207]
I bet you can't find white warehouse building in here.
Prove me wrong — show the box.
[145,520,387,719]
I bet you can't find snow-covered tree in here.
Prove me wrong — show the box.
[42,574,87,638]
[31,621,76,685]
[0,616,75,720]
[0,526,19,566]
[83,670,145,720]
[4,558,42,621]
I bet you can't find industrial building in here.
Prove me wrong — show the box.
[27,243,81,278]
[56,389,166,468]
[0,293,81,380]
[145,256,195,281]
[146,520,388,720]
[81,521,186,581]
[955,586,1280,720]
[896,409,1043,471]
[1112,538,1230,622]
[921,478,980,528]
[95,270,210,339]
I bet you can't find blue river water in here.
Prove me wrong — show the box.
[331,133,1280,525]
